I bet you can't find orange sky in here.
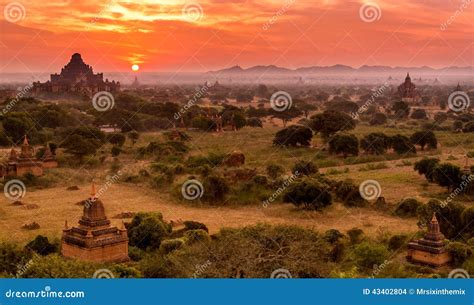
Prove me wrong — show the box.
[0,0,473,73]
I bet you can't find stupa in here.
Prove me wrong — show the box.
[61,184,129,263]
[406,213,451,267]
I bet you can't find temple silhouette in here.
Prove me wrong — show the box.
[33,53,120,97]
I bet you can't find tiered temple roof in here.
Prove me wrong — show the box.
[61,184,129,263]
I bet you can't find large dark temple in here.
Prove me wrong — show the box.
[32,53,120,97]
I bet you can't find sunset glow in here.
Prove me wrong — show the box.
[0,0,473,73]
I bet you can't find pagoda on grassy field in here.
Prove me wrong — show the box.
[61,184,129,263]
[407,213,451,267]
[0,136,43,177]
[398,73,420,103]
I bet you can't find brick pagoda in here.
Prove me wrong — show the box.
[407,213,451,267]
[61,184,130,263]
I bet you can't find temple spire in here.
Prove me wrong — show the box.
[91,181,96,200]
[23,135,29,146]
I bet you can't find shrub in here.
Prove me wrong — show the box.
[335,180,367,207]
[393,198,422,218]
[183,221,208,233]
[111,146,122,157]
[391,134,416,154]
[247,117,263,127]
[324,229,344,244]
[266,164,285,179]
[0,242,32,275]
[292,160,318,176]
[202,175,230,203]
[360,133,391,155]
[461,207,474,239]
[369,113,387,125]
[283,178,332,210]
[347,228,364,244]
[253,175,268,185]
[353,242,389,269]
[159,239,185,254]
[184,229,211,245]
[25,235,57,256]
[328,134,359,158]
[107,133,126,147]
[432,163,462,191]
[273,125,313,147]
[127,212,171,250]
[414,158,440,182]
[410,131,437,150]
[388,234,408,251]
[447,242,472,265]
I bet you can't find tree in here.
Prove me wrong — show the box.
[390,134,416,155]
[453,120,463,131]
[202,175,230,203]
[127,131,140,145]
[353,242,389,269]
[1,113,36,143]
[414,158,440,182]
[410,108,428,120]
[273,125,313,147]
[246,117,263,128]
[328,134,359,158]
[433,163,462,191]
[434,112,448,123]
[410,131,437,150]
[310,110,356,141]
[111,146,122,157]
[369,113,387,125]
[463,122,474,133]
[127,212,171,250]
[25,235,57,256]
[292,160,318,176]
[360,133,391,155]
[417,200,465,239]
[270,106,303,127]
[283,179,332,210]
[326,100,359,114]
[107,133,126,147]
[391,101,410,119]
[296,101,317,119]
[62,134,100,162]
[266,163,284,179]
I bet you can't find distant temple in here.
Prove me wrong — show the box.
[407,213,451,267]
[397,73,420,103]
[0,136,57,178]
[61,184,129,263]
[32,53,120,97]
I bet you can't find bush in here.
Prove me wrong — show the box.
[25,235,57,256]
[253,175,268,185]
[360,133,391,155]
[292,160,318,176]
[107,133,126,147]
[283,178,332,210]
[347,228,364,244]
[461,207,474,238]
[247,117,263,127]
[388,234,408,251]
[127,212,171,250]
[414,158,440,182]
[391,134,416,154]
[393,198,422,218]
[353,242,389,269]
[184,229,211,245]
[0,242,32,275]
[335,180,367,207]
[183,221,208,233]
[273,125,313,147]
[447,242,472,266]
[328,134,359,158]
[266,164,285,179]
[202,175,230,203]
[324,229,344,244]
[159,239,185,254]
[111,146,122,157]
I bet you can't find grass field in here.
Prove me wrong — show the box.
[0,122,472,244]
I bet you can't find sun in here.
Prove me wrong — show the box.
[131,64,140,72]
